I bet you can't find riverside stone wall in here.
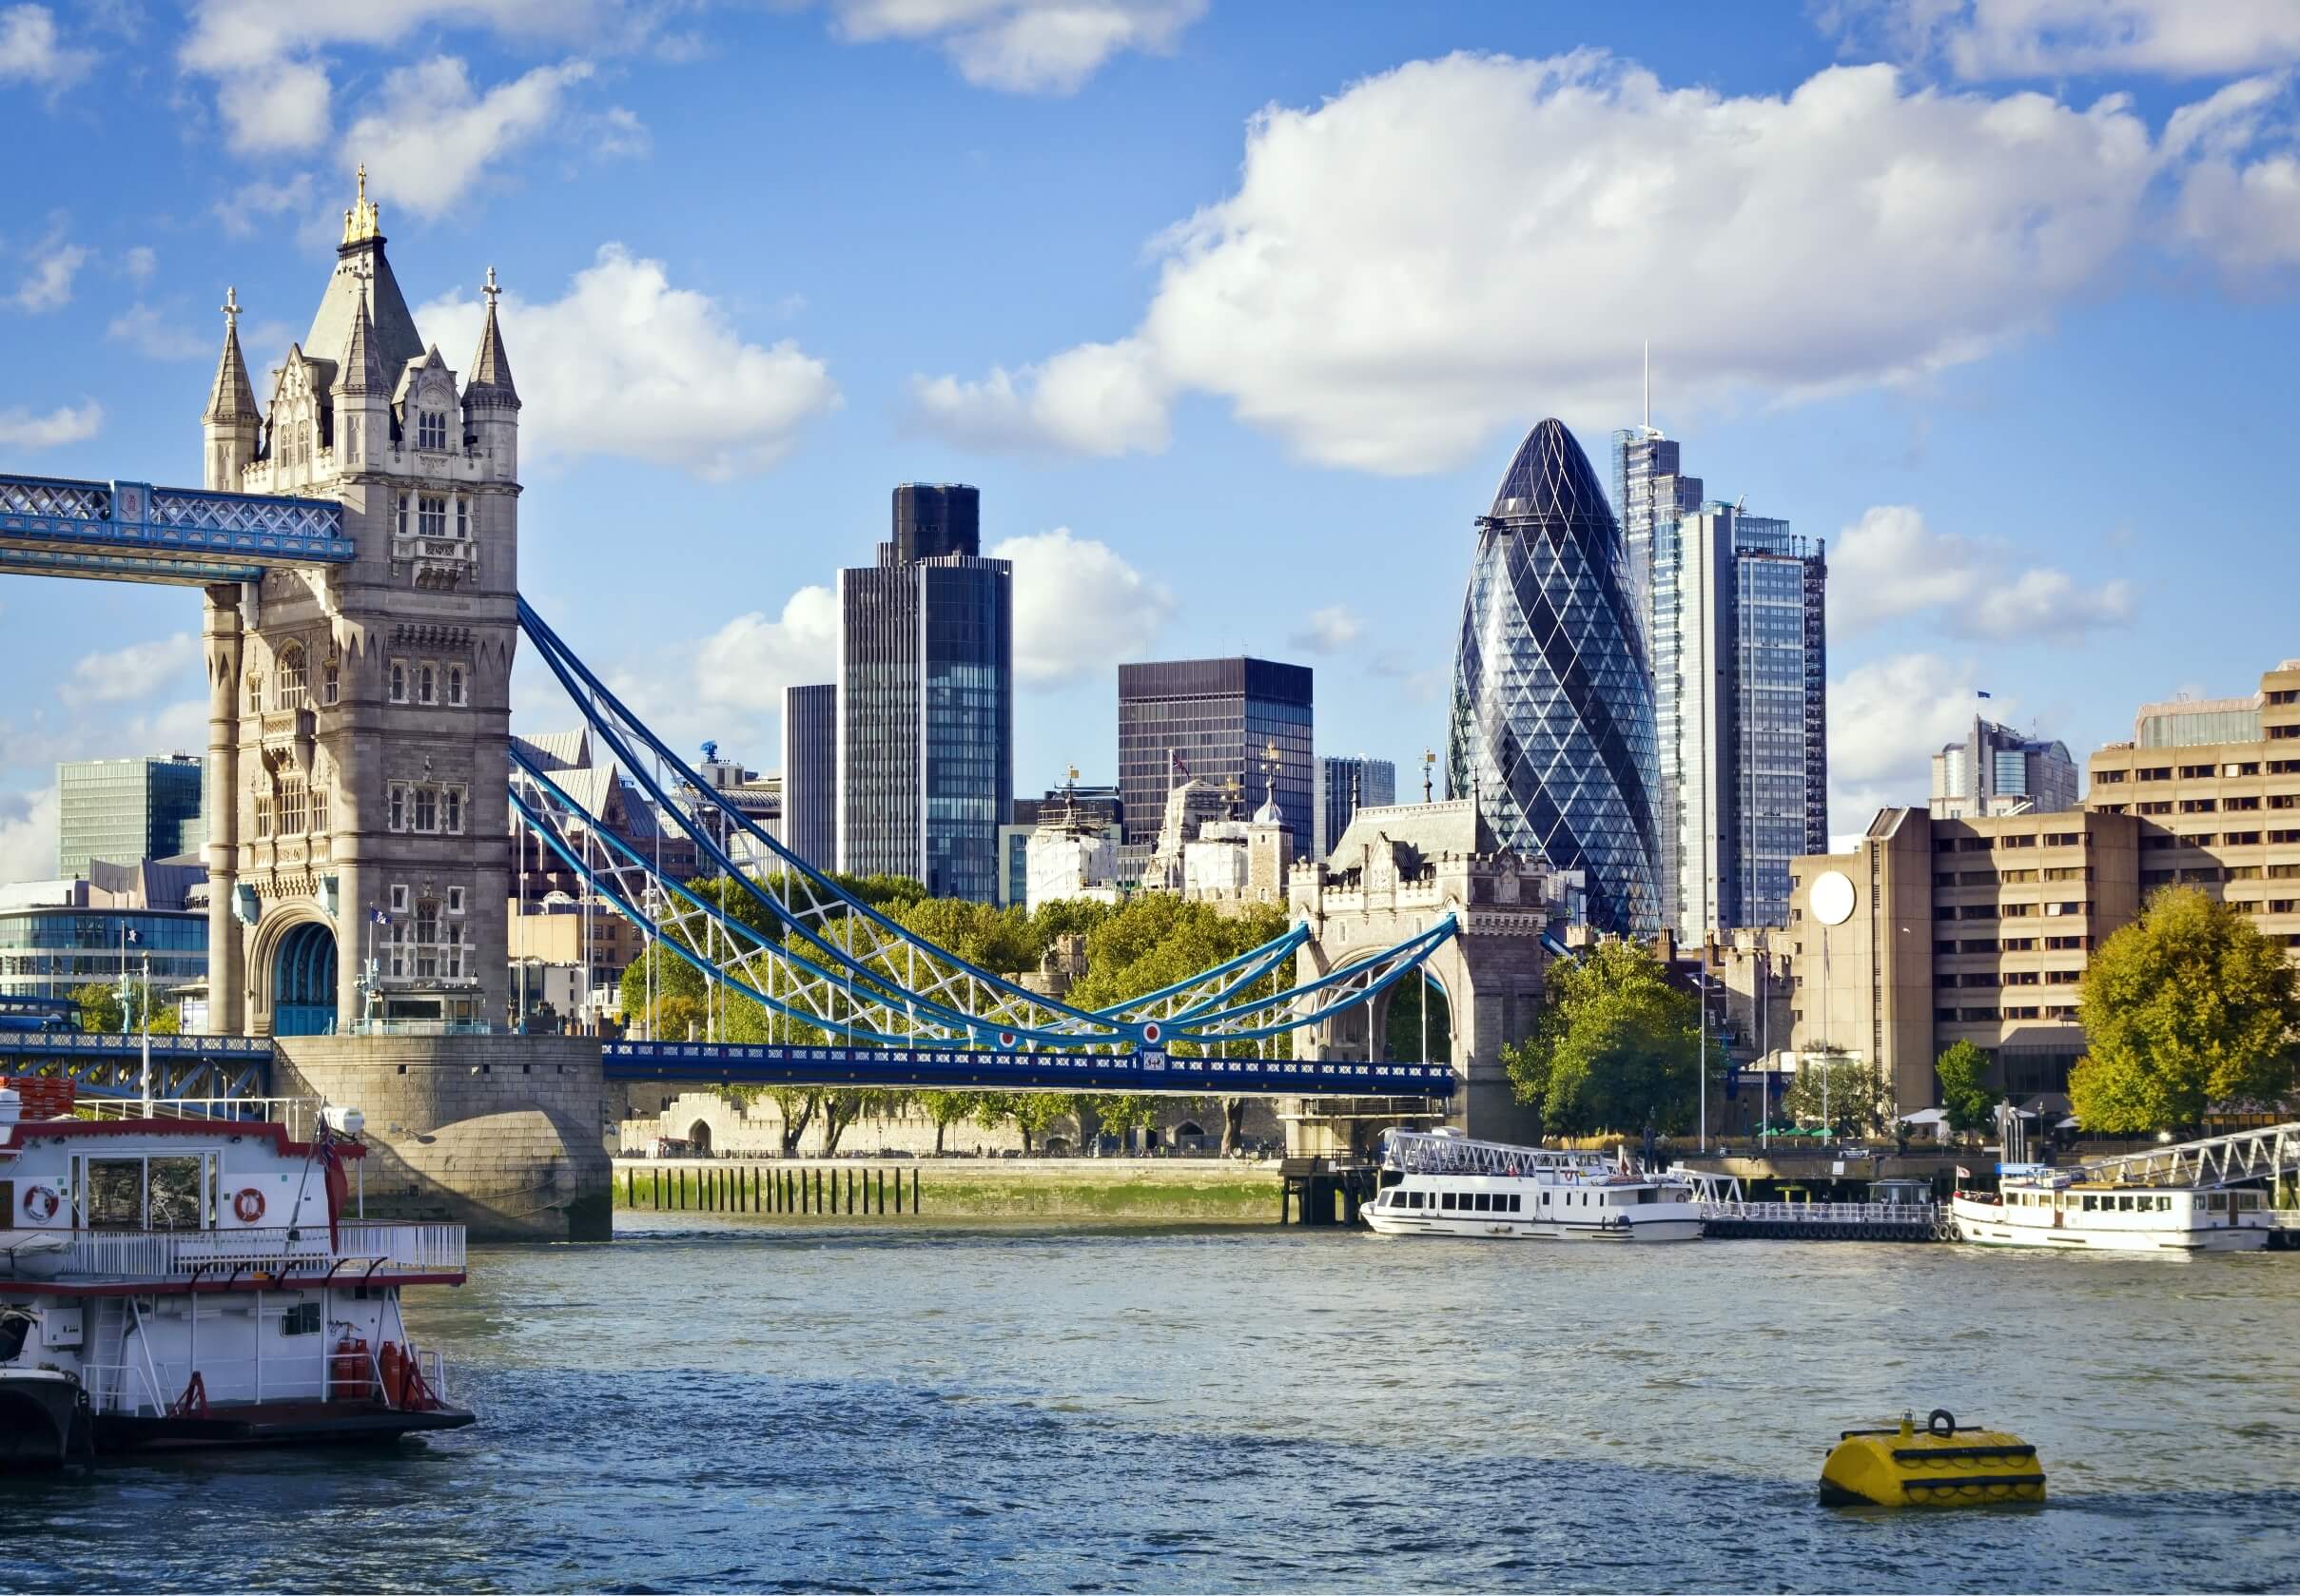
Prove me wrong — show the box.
[273,1033,612,1241]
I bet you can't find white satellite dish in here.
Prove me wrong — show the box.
[1811,869,1857,927]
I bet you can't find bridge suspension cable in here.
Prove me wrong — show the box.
[511,598,1458,1053]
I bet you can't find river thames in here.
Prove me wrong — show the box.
[5,1216,2297,1592]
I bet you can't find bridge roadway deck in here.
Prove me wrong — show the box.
[0,473,352,584]
[0,1031,1454,1100]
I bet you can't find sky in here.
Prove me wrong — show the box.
[3,0,2300,881]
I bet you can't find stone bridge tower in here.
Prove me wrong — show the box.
[201,170,517,1037]
[1288,799,1569,1152]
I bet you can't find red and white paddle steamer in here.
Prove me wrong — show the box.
[0,1080,473,1463]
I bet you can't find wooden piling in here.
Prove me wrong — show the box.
[912,1166,921,1214]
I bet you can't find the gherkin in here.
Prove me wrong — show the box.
[1448,418,1661,936]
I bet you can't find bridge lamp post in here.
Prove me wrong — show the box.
[138,949,152,1118]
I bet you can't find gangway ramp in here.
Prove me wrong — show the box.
[2071,1121,2300,1190]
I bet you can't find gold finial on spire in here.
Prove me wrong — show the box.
[341,163,381,245]
[222,286,241,332]
[483,264,500,309]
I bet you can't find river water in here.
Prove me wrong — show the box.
[6,1215,2298,1593]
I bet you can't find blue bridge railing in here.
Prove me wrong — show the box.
[0,474,352,584]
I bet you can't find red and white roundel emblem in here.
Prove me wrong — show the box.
[999,1031,1019,1049]
[1140,1021,1162,1045]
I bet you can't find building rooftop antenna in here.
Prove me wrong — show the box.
[1643,339,1650,433]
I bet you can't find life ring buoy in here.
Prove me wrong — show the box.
[232,1188,267,1224]
[20,1185,59,1222]
[1928,1408,1958,1438]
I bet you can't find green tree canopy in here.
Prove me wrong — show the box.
[1934,1041,1998,1135]
[1503,940,1701,1135]
[2071,885,2300,1133]
[72,981,180,1037]
[1782,1052,1890,1137]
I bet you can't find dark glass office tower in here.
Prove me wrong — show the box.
[837,485,1012,902]
[780,683,837,872]
[1116,658,1313,880]
[56,755,206,877]
[1448,418,1661,935]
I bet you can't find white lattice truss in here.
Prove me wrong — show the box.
[2071,1120,2300,1190]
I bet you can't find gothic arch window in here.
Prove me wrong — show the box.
[274,644,307,710]
[244,669,263,714]
[417,410,447,451]
[418,662,438,706]
[389,660,408,703]
[447,664,467,707]
[321,655,340,706]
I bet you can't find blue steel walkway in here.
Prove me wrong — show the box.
[602,1041,1455,1098]
[0,475,352,584]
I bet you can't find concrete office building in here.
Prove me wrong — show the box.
[837,484,1013,901]
[1786,657,2300,1113]
[55,756,205,879]
[1931,717,2080,819]
[781,684,837,872]
[1648,500,1827,936]
[1314,755,1396,861]
[1116,658,1312,886]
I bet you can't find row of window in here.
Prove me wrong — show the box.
[394,488,470,538]
[1935,934,2092,953]
[385,783,468,835]
[1934,866,2094,886]
[1938,902,2092,921]
[382,883,469,981]
[244,644,339,713]
[1939,1004,2079,1022]
[251,780,326,840]
[2098,759,2300,783]
[387,659,468,707]
[1934,831,2086,852]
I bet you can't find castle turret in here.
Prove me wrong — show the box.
[201,287,261,490]
[330,294,390,474]
[461,266,519,481]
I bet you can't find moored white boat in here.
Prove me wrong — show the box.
[1363,1131,1705,1241]
[0,1081,475,1464]
[1950,1172,2271,1254]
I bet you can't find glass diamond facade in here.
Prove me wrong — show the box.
[1448,418,1661,935]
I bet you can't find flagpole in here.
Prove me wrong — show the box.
[139,948,152,1117]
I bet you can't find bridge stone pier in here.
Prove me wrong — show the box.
[1287,801,1566,1156]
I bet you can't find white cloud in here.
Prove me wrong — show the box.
[692,588,839,714]
[919,52,2177,473]
[215,56,332,153]
[1866,0,2300,80]
[58,633,204,709]
[105,304,212,361]
[0,401,101,447]
[2166,75,2300,271]
[823,0,1206,93]
[1829,504,2133,639]
[1828,651,1992,824]
[1288,605,1363,654]
[0,4,93,90]
[0,788,59,886]
[213,171,317,238]
[12,233,86,312]
[906,338,1169,457]
[985,527,1174,684]
[122,245,156,282]
[345,56,594,219]
[416,244,841,479]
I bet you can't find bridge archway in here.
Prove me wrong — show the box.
[687,1119,712,1153]
[270,921,339,1037]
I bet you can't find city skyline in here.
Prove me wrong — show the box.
[5,4,2300,885]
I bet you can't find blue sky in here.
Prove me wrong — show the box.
[4,0,2299,877]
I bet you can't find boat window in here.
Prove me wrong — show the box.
[1510,1195,1523,1213]
[84,1159,146,1230]
[283,1301,322,1336]
[1439,1193,1454,1211]
[1408,1192,1423,1209]
[1473,1193,1491,1212]
[147,1158,205,1231]
[0,1313,28,1365]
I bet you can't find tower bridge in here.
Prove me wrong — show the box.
[0,176,1557,1236]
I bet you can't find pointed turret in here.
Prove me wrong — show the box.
[305,165,425,387]
[332,295,390,472]
[202,287,261,490]
[463,265,520,481]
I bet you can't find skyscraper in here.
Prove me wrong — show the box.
[1931,717,2078,818]
[781,684,837,871]
[1611,425,1703,654]
[1116,659,1313,883]
[1448,418,1660,936]
[55,755,205,878]
[836,485,1013,901]
[1649,501,1828,933]
[1314,755,1396,861]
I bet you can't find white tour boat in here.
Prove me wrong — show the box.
[1363,1130,1706,1241]
[1950,1169,2271,1254]
[0,1080,474,1464]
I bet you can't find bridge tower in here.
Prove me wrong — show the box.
[202,170,517,1037]
[1289,800,1565,1152]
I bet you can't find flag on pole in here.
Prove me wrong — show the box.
[1976,691,1992,699]
[124,928,140,944]
[1956,1165,1972,1180]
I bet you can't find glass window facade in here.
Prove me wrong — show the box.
[1116,659,1313,881]
[1314,755,1397,860]
[1449,418,1660,935]
[837,501,1012,903]
[56,757,206,878]
[780,683,838,872]
[0,908,206,1007]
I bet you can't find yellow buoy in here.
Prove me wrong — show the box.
[1819,1410,2046,1508]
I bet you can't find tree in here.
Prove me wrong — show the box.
[1934,1041,1998,1136]
[915,1090,982,1155]
[1503,940,1701,1135]
[1781,1053,1890,1137]
[2072,885,2300,1132]
[72,981,180,1037]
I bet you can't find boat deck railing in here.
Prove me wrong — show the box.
[1702,1199,1940,1226]
[29,1221,465,1284]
